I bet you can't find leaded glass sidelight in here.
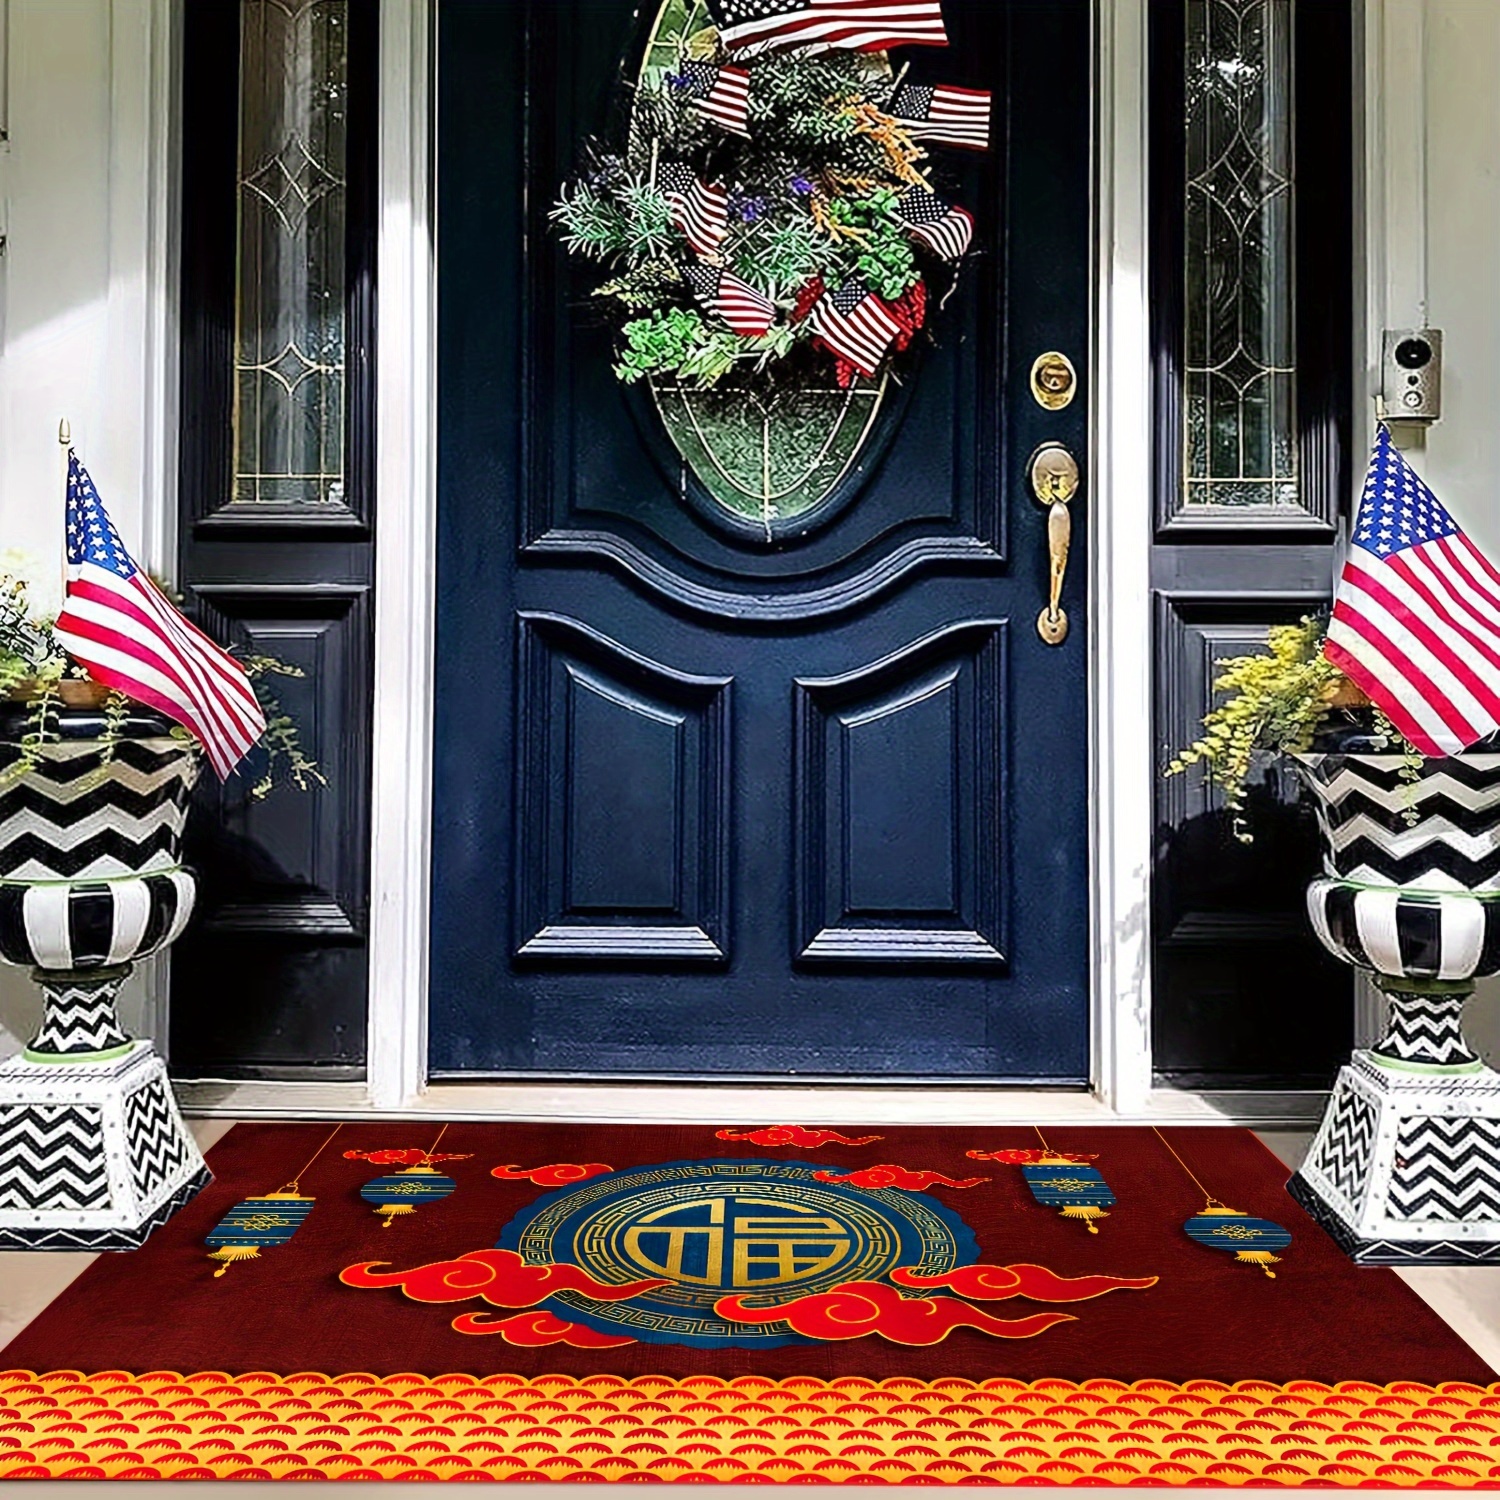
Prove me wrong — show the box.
[233,0,348,510]
[1183,0,1297,509]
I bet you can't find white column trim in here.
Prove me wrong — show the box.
[1089,0,1154,1113]
[108,0,179,1053]
[366,0,436,1108]
[1351,0,1423,1051]
[109,0,179,577]
[1369,0,1427,334]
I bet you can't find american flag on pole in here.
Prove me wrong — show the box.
[659,163,730,257]
[706,0,947,56]
[675,61,752,136]
[889,81,991,149]
[51,453,266,780]
[810,281,903,378]
[686,263,775,337]
[1325,425,1500,756]
[895,186,973,260]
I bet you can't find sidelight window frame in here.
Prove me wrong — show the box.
[179,0,378,536]
[1149,0,1353,536]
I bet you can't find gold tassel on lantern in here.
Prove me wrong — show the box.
[1234,1249,1282,1278]
[1059,1203,1110,1234]
[201,1127,344,1279]
[207,1244,263,1277]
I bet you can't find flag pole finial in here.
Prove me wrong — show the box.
[58,418,70,447]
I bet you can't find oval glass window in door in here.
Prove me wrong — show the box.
[553,0,986,543]
[650,372,887,543]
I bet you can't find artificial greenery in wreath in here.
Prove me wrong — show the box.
[551,1,987,392]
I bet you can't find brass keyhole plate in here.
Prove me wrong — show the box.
[1037,606,1069,646]
[1030,351,1077,411]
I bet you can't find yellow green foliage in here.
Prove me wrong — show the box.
[1167,616,1343,838]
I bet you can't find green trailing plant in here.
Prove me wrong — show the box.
[1167,614,1423,842]
[0,572,77,788]
[234,653,327,801]
[89,688,134,784]
[10,679,61,791]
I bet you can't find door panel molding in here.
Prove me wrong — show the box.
[795,621,1007,966]
[522,530,1004,622]
[1152,591,1352,1084]
[186,582,372,941]
[513,614,732,964]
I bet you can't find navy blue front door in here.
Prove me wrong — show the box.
[431,0,1091,1080]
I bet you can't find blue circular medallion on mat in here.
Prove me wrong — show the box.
[497,1157,978,1348]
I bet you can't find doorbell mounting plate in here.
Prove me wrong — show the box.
[1380,328,1442,423]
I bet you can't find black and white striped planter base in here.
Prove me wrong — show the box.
[1292,1049,1500,1264]
[0,1039,210,1251]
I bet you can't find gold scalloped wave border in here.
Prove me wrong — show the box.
[3,1370,1500,1484]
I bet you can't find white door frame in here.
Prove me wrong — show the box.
[171,0,1327,1126]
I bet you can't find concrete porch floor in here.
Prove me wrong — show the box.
[2,1125,1497,1372]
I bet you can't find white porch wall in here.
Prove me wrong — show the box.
[0,0,175,1056]
[1365,0,1500,1060]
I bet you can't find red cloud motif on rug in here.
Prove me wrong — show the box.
[340,1250,667,1344]
[340,1249,666,1307]
[448,1309,636,1347]
[715,1262,1157,1345]
[813,1164,988,1190]
[892,1263,1158,1302]
[715,1282,1074,1345]
[342,1148,472,1166]
[715,1125,884,1147]
[966,1147,1097,1164]
[490,1162,613,1186]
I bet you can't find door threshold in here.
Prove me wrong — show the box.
[174,1077,1330,1128]
[426,1071,1092,1088]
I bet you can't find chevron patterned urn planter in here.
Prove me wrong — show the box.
[1288,744,1500,1263]
[0,702,211,1249]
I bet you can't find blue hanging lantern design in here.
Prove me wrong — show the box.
[1153,1127,1292,1278]
[968,1138,1116,1233]
[203,1124,344,1277]
[1021,1157,1117,1234]
[1184,1202,1292,1277]
[345,1134,471,1227]
[205,1192,316,1276]
[360,1165,460,1227]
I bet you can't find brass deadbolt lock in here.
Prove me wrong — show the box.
[1030,351,1077,411]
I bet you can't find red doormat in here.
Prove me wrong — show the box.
[1,1121,1494,1485]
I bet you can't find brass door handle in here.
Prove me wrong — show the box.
[1028,443,1079,646]
[1039,500,1071,645]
